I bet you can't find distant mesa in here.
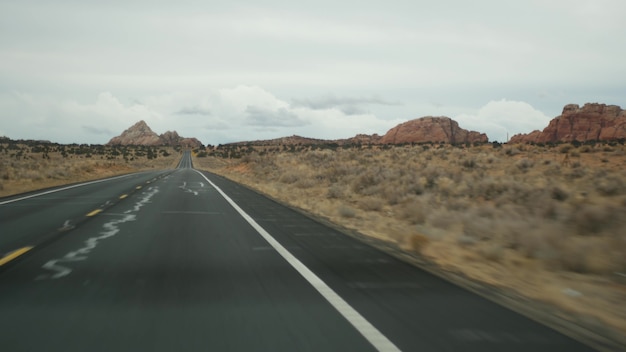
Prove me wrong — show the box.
[379,116,488,144]
[227,134,384,147]
[107,120,203,148]
[510,103,626,144]
[225,117,485,147]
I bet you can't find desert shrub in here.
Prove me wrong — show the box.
[383,177,421,204]
[551,186,569,201]
[515,158,534,172]
[351,169,383,195]
[511,223,563,259]
[397,198,429,225]
[435,176,457,197]
[572,204,611,235]
[559,144,573,153]
[479,243,504,262]
[504,147,520,156]
[553,240,616,274]
[567,167,586,179]
[461,216,494,241]
[359,197,384,212]
[461,157,477,169]
[471,177,507,200]
[595,175,625,196]
[278,171,300,184]
[338,205,356,218]
[427,208,456,229]
[326,184,344,199]
[294,177,316,189]
[409,233,430,254]
[543,164,561,176]
[457,234,478,246]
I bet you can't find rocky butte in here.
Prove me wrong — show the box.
[107,120,203,148]
[510,103,626,144]
[222,116,486,147]
[378,116,488,144]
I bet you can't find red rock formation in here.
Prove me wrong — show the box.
[107,121,161,146]
[510,103,626,144]
[107,121,203,148]
[378,116,488,144]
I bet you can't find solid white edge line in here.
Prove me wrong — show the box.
[194,170,401,352]
[0,173,139,205]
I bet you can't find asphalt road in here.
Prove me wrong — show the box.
[0,151,596,351]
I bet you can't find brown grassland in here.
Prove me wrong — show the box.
[193,141,626,347]
[0,141,181,197]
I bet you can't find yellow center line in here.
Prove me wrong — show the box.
[136,186,142,190]
[119,194,128,199]
[86,209,103,217]
[0,246,33,266]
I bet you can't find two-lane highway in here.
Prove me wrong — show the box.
[0,151,597,351]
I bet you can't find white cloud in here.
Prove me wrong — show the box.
[0,86,406,144]
[455,100,552,142]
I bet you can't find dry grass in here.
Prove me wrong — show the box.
[194,141,626,342]
[0,141,181,197]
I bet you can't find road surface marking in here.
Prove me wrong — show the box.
[58,220,75,231]
[40,187,159,279]
[119,194,128,199]
[0,247,33,266]
[136,186,142,190]
[194,170,401,352]
[86,209,102,217]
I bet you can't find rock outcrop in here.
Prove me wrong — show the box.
[160,131,203,149]
[107,121,203,148]
[510,103,626,144]
[341,134,383,145]
[378,116,488,144]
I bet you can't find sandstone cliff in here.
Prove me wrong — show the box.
[107,121,203,148]
[378,116,488,144]
[510,103,626,144]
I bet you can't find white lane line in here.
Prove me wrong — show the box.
[194,170,401,352]
[0,174,137,205]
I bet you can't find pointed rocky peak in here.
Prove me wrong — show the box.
[129,120,154,133]
[107,121,203,148]
[107,120,160,146]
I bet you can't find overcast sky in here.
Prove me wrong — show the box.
[1,0,624,145]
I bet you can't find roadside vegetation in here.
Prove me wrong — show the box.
[0,138,181,197]
[193,141,626,343]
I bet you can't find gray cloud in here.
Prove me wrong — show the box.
[291,95,402,115]
[82,125,114,136]
[245,106,309,127]
[175,106,211,116]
